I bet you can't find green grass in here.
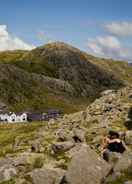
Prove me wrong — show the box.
[0,179,15,184]
[0,122,45,157]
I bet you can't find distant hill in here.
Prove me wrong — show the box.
[0,42,131,113]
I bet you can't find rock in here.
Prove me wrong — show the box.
[81,111,87,121]
[51,141,75,154]
[13,155,28,167]
[56,129,70,142]
[30,140,42,153]
[101,90,115,96]
[27,168,65,184]
[48,118,56,125]
[72,128,86,142]
[15,178,29,184]
[0,101,7,110]
[105,152,132,184]
[125,131,132,145]
[0,158,14,168]
[89,104,103,115]
[129,93,132,98]
[114,151,132,173]
[62,144,111,184]
[0,166,17,182]
[105,171,122,183]
[124,181,132,184]
[106,152,122,164]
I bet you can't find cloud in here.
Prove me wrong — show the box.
[87,35,132,61]
[0,25,34,51]
[104,22,132,37]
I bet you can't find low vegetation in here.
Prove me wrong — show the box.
[0,122,44,157]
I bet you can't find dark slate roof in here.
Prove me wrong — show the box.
[27,113,43,121]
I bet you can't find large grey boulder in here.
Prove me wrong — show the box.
[62,144,111,184]
[51,141,75,154]
[27,168,65,184]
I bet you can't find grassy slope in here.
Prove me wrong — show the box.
[0,63,81,113]
[85,54,132,84]
[0,122,44,157]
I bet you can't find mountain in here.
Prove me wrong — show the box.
[0,42,131,112]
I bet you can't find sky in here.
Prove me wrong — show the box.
[0,0,132,61]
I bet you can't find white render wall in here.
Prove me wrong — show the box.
[0,113,27,123]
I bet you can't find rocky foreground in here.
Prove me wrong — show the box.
[0,86,132,184]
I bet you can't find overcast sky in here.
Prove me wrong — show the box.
[0,0,132,62]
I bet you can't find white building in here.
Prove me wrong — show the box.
[0,112,27,123]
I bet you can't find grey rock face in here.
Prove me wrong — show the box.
[63,144,111,184]
[51,141,75,154]
[27,168,65,184]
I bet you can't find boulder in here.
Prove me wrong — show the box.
[106,151,132,184]
[30,140,42,153]
[114,151,132,173]
[105,152,122,164]
[125,131,132,145]
[0,158,14,168]
[124,181,132,184]
[72,128,86,142]
[27,168,65,184]
[13,155,28,167]
[101,90,115,96]
[51,141,75,154]
[0,166,17,182]
[56,129,70,142]
[62,144,111,184]
[129,93,132,98]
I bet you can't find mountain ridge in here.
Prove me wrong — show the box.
[0,42,131,112]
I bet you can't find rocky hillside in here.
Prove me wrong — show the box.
[0,86,131,184]
[0,42,131,112]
